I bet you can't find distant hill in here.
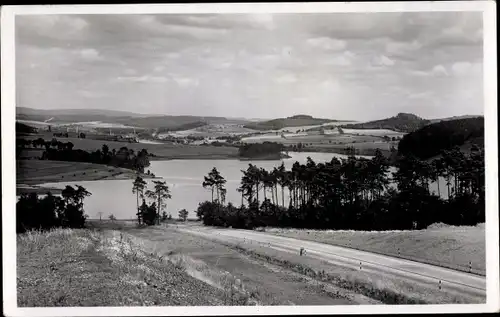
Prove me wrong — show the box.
[340,113,430,133]
[397,117,484,160]
[16,107,149,118]
[15,107,249,130]
[243,115,339,131]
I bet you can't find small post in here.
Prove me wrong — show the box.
[469,261,472,273]
[439,280,442,290]
[359,262,362,270]
[398,248,400,257]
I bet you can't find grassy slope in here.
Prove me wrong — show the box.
[17,229,229,306]
[264,223,485,275]
[16,160,155,187]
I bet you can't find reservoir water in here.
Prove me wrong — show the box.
[35,151,448,220]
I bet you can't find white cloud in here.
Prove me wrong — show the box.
[173,77,199,88]
[385,40,422,55]
[325,53,352,66]
[409,91,433,99]
[16,12,484,120]
[79,48,102,61]
[451,61,472,75]
[274,73,297,84]
[432,64,449,76]
[306,37,346,51]
[114,75,169,83]
[371,55,395,67]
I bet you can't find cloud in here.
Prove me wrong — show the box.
[324,51,354,66]
[79,48,102,61]
[16,12,484,120]
[274,73,297,84]
[409,91,434,99]
[431,64,449,76]
[451,61,472,75]
[306,37,346,51]
[173,77,199,88]
[371,55,395,67]
[113,75,169,83]
[385,40,422,56]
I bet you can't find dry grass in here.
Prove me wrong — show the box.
[16,228,233,306]
[262,223,485,275]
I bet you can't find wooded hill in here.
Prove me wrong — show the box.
[16,107,249,130]
[341,113,430,133]
[397,117,484,160]
[243,115,341,131]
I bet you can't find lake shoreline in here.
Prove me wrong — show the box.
[16,159,159,195]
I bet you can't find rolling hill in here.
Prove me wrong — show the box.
[16,107,250,130]
[243,115,341,131]
[340,113,430,133]
[397,117,484,160]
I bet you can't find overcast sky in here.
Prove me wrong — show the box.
[16,12,483,121]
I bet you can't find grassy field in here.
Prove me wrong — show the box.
[241,132,397,156]
[262,223,486,275]
[16,160,155,192]
[17,228,233,306]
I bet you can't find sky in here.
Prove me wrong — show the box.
[16,12,484,121]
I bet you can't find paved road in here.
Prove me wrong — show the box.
[175,224,486,302]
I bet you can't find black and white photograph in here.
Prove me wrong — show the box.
[1,2,498,316]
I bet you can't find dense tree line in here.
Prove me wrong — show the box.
[398,117,484,160]
[17,138,151,173]
[238,142,284,158]
[196,146,484,230]
[17,185,91,233]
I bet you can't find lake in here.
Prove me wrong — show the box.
[36,151,449,220]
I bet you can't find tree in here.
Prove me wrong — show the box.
[178,209,189,222]
[202,167,226,203]
[132,176,147,224]
[109,214,117,221]
[146,180,171,225]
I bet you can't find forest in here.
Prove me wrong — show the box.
[238,142,285,158]
[196,146,485,230]
[397,117,484,160]
[17,138,151,173]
